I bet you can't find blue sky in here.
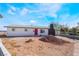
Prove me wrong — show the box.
[0,3,79,30]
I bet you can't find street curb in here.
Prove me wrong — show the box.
[0,39,11,56]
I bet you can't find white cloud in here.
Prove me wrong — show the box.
[8,9,15,15]
[59,13,79,28]
[7,4,16,11]
[47,4,62,18]
[22,4,62,18]
[50,13,57,18]
[20,8,29,16]
[37,16,44,18]
[30,20,36,24]
[29,4,62,18]
[7,4,17,15]
[10,6,16,12]
[40,3,61,12]
[8,4,62,18]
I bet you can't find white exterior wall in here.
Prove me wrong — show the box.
[7,28,34,36]
[6,27,48,36]
[38,29,48,36]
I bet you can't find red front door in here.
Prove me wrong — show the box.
[34,28,38,35]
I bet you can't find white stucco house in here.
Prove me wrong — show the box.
[4,25,61,36]
[5,25,49,36]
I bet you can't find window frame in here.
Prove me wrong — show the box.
[25,28,27,31]
[12,28,15,31]
[40,29,45,33]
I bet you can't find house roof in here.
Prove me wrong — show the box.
[4,25,49,29]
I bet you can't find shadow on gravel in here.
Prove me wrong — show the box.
[39,35,75,55]
[60,34,79,40]
[39,35,73,45]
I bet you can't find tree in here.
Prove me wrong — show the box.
[69,27,77,35]
[64,27,69,33]
[72,28,76,35]
[60,28,65,34]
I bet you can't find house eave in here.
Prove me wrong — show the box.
[4,26,49,29]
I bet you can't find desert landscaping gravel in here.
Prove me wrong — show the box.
[2,37,74,56]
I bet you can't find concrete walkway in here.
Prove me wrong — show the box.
[0,38,11,56]
[0,39,4,56]
[0,47,4,56]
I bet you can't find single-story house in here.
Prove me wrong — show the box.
[4,25,60,36]
[5,25,49,36]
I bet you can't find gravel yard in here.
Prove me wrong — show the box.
[2,36,74,56]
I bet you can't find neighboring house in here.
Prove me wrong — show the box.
[5,25,49,36]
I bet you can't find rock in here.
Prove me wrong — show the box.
[39,37,48,42]
[39,35,64,45]
[25,39,33,43]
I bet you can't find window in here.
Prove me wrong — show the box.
[25,29,27,31]
[12,28,15,31]
[40,29,45,33]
